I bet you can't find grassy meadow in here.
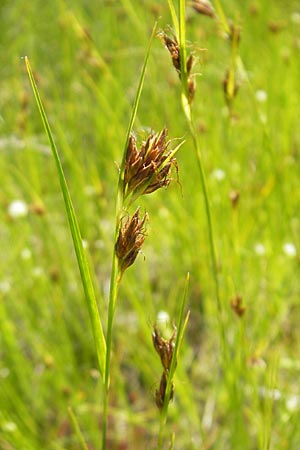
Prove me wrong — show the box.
[1,0,300,449]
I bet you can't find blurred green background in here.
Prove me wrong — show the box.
[1,1,300,449]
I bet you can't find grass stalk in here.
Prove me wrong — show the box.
[25,57,107,378]
[101,23,157,450]
[174,0,227,355]
[68,407,89,450]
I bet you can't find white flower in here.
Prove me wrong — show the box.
[254,243,266,255]
[2,422,17,432]
[255,89,267,103]
[32,267,44,278]
[94,240,105,249]
[286,395,300,412]
[0,367,10,378]
[0,280,11,294]
[283,243,297,257]
[82,239,89,249]
[157,310,170,325]
[20,248,32,260]
[211,168,226,181]
[291,12,300,24]
[7,200,28,218]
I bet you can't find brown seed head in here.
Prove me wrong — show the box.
[124,129,177,199]
[155,370,175,410]
[159,31,196,103]
[230,295,246,317]
[152,324,177,371]
[158,32,181,73]
[115,208,147,275]
[191,0,215,18]
[229,190,240,208]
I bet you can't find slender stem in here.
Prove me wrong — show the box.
[68,407,89,450]
[176,1,227,358]
[102,201,123,450]
[101,22,159,448]
[188,109,227,359]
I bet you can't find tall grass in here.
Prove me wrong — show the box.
[1,0,300,449]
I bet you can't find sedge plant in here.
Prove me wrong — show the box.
[154,273,190,450]
[163,0,227,360]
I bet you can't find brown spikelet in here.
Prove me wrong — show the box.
[158,33,181,73]
[115,208,147,275]
[230,295,246,317]
[159,31,196,103]
[152,324,177,371]
[152,325,177,409]
[155,370,175,410]
[123,129,177,199]
[191,0,216,18]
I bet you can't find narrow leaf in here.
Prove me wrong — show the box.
[25,56,106,378]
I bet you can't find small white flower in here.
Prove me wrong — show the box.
[211,168,226,181]
[82,239,89,249]
[286,395,300,412]
[0,367,10,378]
[254,243,266,255]
[84,185,96,196]
[7,200,28,218]
[255,89,267,103]
[157,310,170,326]
[283,243,297,257]
[3,422,17,432]
[259,113,268,124]
[32,267,44,278]
[94,239,105,249]
[20,248,32,260]
[291,12,300,24]
[0,280,11,294]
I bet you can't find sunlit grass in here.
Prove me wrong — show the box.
[1,0,300,449]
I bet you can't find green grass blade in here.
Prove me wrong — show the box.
[167,0,179,36]
[117,21,158,199]
[68,407,89,450]
[25,56,106,379]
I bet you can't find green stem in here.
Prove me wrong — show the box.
[102,205,122,450]
[101,22,158,448]
[68,407,89,450]
[176,1,227,359]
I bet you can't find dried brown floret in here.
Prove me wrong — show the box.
[123,128,177,199]
[115,208,147,275]
[159,31,196,102]
[191,0,216,18]
[230,295,246,317]
[158,33,181,73]
[152,324,177,371]
[155,370,175,410]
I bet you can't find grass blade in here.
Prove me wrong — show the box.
[25,56,106,379]
[68,407,89,450]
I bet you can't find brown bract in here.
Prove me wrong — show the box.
[191,0,215,18]
[159,33,181,73]
[152,325,177,372]
[152,325,177,410]
[230,295,246,317]
[123,128,176,199]
[159,32,196,103]
[155,371,175,410]
[115,208,147,275]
